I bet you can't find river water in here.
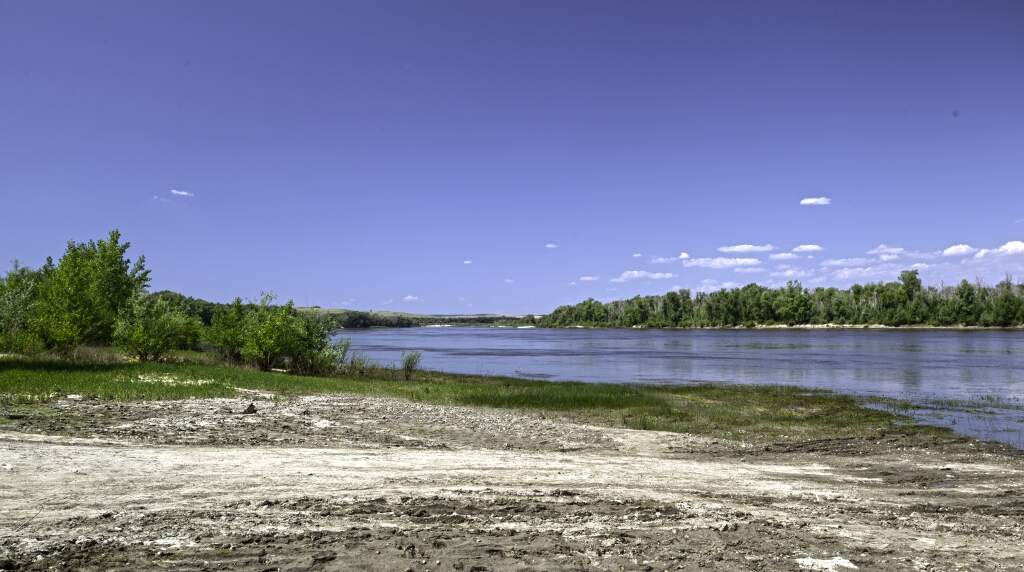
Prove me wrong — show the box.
[335,327,1024,448]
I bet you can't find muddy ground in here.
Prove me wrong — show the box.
[1,391,1023,571]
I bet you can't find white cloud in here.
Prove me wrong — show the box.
[545,243,558,249]
[771,269,811,278]
[579,276,599,282]
[878,254,900,262]
[792,244,823,252]
[463,260,473,265]
[734,267,766,274]
[682,257,761,269]
[402,295,419,302]
[696,279,740,292]
[831,266,897,281]
[718,244,774,253]
[632,253,643,258]
[867,244,904,256]
[822,257,872,267]
[974,240,1024,258]
[942,244,977,257]
[770,252,798,260]
[799,196,831,206]
[504,278,515,283]
[610,270,674,283]
[169,189,194,197]
[652,251,690,263]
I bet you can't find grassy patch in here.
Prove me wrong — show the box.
[0,355,933,442]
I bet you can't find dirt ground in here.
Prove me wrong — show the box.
[1,391,1023,571]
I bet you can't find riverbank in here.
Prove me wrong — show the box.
[0,355,949,444]
[512,323,1024,331]
[2,388,1023,571]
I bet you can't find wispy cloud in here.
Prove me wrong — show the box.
[770,252,798,260]
[402,295,419,302]
[942,244,977,257]
[545,243,558,249]
[771,268,811,278]
[792,244,823,252]
[610,270,674,283]
[169,189,194,197]
[696,278,740,292]
[718,244,774,253]
[682,257,761,269]
[867,244,904,256]
[799,196,831,206]
[578,276,599,282]
[822,257,872,267]
[652,251,689,263]
[632,253,643,258]
[504,278,515,283]
[734,267,766,274]
[463,260,473,265]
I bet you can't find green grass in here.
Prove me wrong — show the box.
[0,355,934,443]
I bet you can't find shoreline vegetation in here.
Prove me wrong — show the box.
[517,272,1024,329]
[0,351,952,446]
[0,229,1018,449]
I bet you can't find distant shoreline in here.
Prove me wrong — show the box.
[435,323,1024,332]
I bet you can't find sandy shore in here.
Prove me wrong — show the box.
[1,392,1023,571]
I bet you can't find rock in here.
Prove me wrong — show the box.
[311,551,336,563]
[0,559,16,570]
[243,403,257,415]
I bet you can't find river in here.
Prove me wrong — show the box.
[335,327,1024,448]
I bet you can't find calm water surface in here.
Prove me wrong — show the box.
[336,327,1024,448]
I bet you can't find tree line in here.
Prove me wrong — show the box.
[535,271,1024,328]
[0,230,354,373]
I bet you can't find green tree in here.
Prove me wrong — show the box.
[113,295,201,361]
[207,298,249,361]
[31,230,150,352]
[0,261,44,352]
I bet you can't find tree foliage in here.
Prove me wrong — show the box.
[538,271,1024,328]
[30,230,150,351]
[113,295,202,361]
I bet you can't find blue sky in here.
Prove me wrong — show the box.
[1,1,1022,314]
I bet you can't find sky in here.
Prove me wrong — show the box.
[1,1,1023,315]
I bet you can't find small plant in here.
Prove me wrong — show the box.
[347,352,372,376]
[401,351,422,380]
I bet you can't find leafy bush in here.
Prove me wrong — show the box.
[207,298,249,362]
[113,295,202,361]
[0,262,44,353]
[401,351,422,380]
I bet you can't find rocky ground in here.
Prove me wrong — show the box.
[1,391,1023,571]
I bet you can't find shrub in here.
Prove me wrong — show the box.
[113,295,202,361]
[0,262,44,354]
[237,295,305,371]
[207,298,248,362]
[401,351,422,380]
